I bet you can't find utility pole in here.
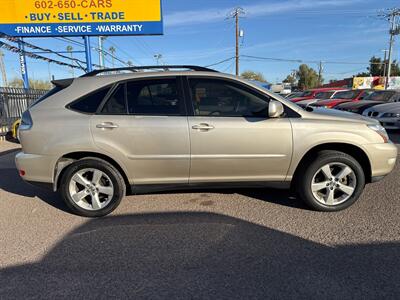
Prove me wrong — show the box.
[0,51,8,87]
[228,7,245,76]
[379,8,400,89]
[382,49,388,86]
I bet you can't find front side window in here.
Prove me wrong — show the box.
[127,79,182,116]
[69,87,111,113]
[189,78,269,117]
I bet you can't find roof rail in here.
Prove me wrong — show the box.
[81,65,218,77]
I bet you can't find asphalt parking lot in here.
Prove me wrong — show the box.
[0,134,399,299]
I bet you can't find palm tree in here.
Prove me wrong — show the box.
[66,46,74,77]
[109,46,116,68]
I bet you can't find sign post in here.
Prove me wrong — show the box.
[0,0,163,80]
[17,38,29,89]
[83,36,93,72]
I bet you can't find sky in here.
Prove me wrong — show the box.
[0,0,399,85]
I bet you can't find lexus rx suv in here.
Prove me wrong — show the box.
[15,66,398,217]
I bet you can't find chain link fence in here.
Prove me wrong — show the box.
[0,87,48,137]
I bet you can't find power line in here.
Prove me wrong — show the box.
[241,54,399,65]
[0,40,82,70]
[3,36,97,69]
[205,57,236,68]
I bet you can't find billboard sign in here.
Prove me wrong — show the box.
[0,0,163,37]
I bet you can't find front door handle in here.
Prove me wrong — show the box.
[192,123,215,131]
[96,122,119,129]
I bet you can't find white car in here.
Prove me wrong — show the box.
[363,102,400,130]
[296,90,347,108]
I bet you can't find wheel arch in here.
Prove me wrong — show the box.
[54,151,131,194]
[291,143,372,189]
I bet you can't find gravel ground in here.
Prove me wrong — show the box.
[0,135,399,299]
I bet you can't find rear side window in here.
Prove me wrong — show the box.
[69,87,110,113]
[101,84,127,114]
[127,79,182,116]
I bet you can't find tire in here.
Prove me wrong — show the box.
[297,151,365,212]
[60,158,126,217]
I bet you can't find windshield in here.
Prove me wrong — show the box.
[315,91,334,99]
[364,91,395,102]
[332,90,358,99]
[301,91,313,97]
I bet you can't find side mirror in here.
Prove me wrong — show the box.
[268,100,285,118]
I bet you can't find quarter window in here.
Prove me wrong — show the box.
[127,79,182,116]
[188,78,269,117]
[69,87,110,114]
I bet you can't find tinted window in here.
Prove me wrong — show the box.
[189,78,269,117]
[315,91,334,99]
[101,84,127,114]
[364,91,395,102]
[127,79,181,115]
[332,90,358,99]
[69,87,110,113]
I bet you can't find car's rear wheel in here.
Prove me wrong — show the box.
[297,151,365,211]
[60,158,126,217]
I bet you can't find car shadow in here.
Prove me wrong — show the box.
[0,212,399,299]
[0,151,305,214]
[0,150,69,212]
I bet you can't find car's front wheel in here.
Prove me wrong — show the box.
[60,158,126,217]
[297,151,365,211]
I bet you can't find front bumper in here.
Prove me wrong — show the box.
[15,152,56,184]
[363,143,398,178]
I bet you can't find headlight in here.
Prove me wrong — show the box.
[382,113,400,118]
[367,124,389,143]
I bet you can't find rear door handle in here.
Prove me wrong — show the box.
[96,122,119,129]
[192,123,215,131]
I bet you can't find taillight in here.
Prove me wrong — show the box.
[20,110,33,131]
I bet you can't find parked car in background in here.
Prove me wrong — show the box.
[290,88,347,103]
[285,92,303,99]
[335,90,400,114]
[363,102,400,130]
[311,89,374,109]
[296,89,347,108]
[15,65,397,217]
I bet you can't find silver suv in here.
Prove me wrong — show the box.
[15,66,398,217]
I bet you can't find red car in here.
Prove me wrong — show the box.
[311,89,375,108]
[290,88,347,103]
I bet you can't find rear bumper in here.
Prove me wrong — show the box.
[15,152,56,184]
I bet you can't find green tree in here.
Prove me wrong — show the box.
[240,70,267,82]
[296,64,320,90]
[283,74,296,85]
[355,56,400,77]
